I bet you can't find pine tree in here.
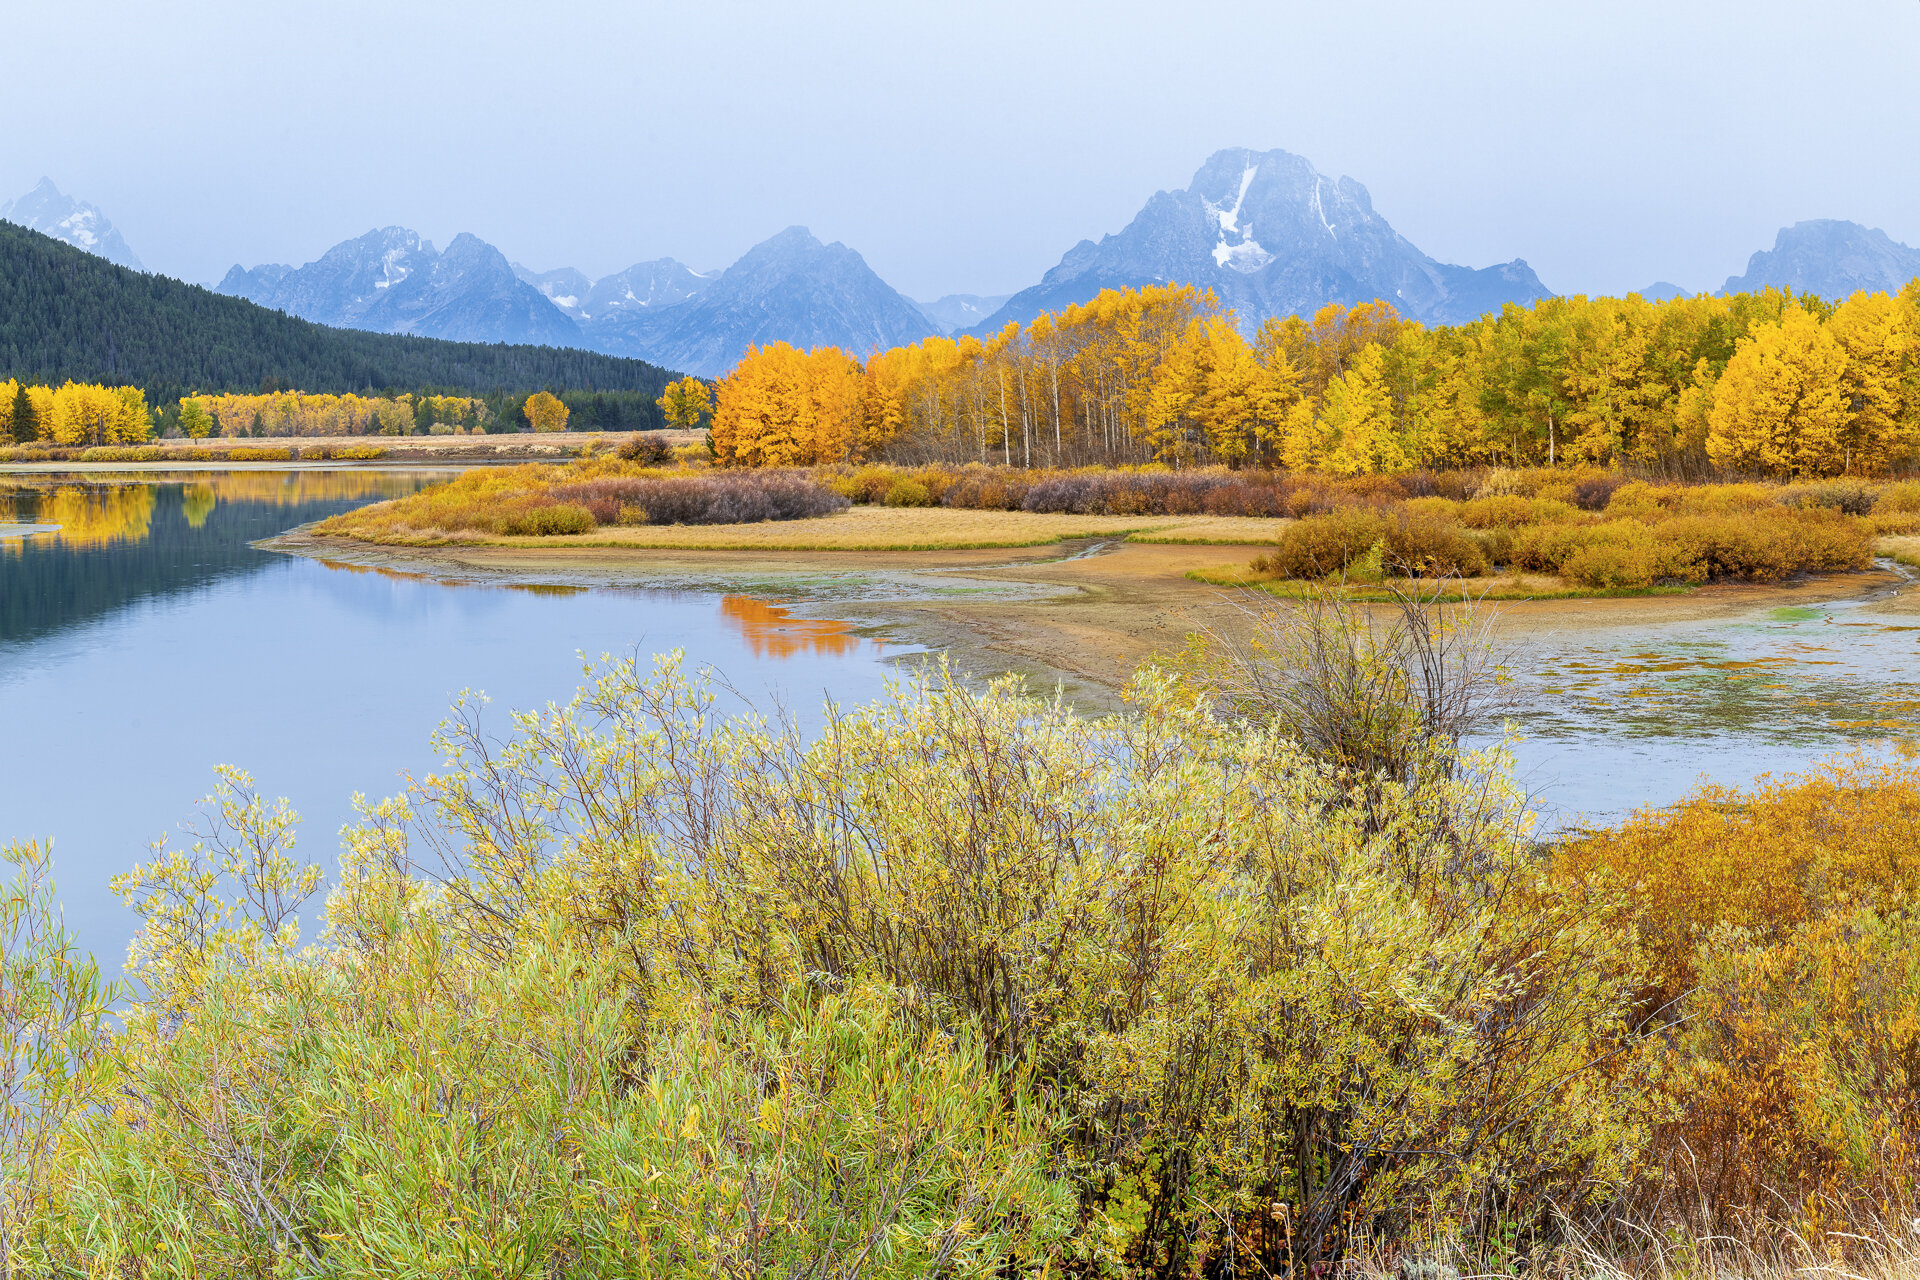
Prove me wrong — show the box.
[12,382,38,443]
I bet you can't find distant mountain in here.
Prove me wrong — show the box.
[917,293,1013,334]
[1637,282,1691,302]
[513,258,712,325]
[1,178,144,270]
[1722,220,1920,299]
[217,228,581,346]
[1,220,677,405]
[584,227,936,377]
[975,148,1551,335]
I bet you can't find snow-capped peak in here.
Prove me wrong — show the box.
[1206,163,1274,273]
[1,177,144,270]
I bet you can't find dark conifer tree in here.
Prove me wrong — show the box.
[12,382,37,443]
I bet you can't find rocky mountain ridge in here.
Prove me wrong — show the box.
[972,147,1554,335]
[0,178,144,270]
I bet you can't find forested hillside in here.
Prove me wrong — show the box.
[0,222,680,406]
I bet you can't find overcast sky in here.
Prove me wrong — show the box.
[7,0,1918,300]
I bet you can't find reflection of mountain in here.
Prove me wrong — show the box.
[718,596,872,660]
[0,475,427,649]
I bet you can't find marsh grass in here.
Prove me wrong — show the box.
[323,501,1294,551]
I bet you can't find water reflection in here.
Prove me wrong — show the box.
[1,471,425,552]
[0,471,445,647]
[719,595,879,660]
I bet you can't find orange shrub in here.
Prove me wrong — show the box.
[1557,758,1920,1225]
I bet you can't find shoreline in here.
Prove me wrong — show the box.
[266,526,1920,708]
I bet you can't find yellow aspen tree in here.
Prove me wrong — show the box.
[1319,344,1408,475]
[1673,358,1719,461]
[110,386,154,443]
[1826,290,1918,472]
[1144,319,1205,463]
[1706,309,1851,477]
[523,391,570,433]
[656,377,712,432]
[712,343,809,466]
[1279,398,1330,471]
[49,382,125,446]
[860,349,910,456]
[177,398,216,439]
[802,347,864,463]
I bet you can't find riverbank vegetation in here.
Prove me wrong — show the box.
[4,596,1916,1277]
[312,450,1915,595]
[707,281,1920,476]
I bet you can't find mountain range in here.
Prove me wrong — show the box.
[14,156,1920,382]
[0,178,144,270]
[216,228,582,347]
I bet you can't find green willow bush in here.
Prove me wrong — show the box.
[3,644,1661,1276]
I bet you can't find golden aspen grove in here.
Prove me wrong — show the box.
[706,282,1920,477]
[0,380,153,447]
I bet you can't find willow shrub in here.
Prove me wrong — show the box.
[11,655,1656,1276]
[1258,506,1487,578]
[1558,757,1920,1231]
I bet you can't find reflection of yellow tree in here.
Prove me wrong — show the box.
[0,473,429,550]
[181,484,216,529]
[36,485,156,548]
[193,471,424,506]
[718,596,868,660]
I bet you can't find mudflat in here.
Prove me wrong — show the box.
[271,526,1920,704]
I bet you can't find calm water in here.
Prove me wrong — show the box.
[1498,577,1920,826]
[0,471,901,964]
[6,469,1919,963]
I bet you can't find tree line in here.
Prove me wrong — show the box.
[0,381,676,443]
[707,279,1920,478]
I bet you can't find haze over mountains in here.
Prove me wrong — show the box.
[12,151,1920,382]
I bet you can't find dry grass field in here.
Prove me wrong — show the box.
[327,505,1295,551]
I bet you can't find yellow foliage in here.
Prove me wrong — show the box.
[656,376,711,432]
[524,390,570,433]
[1706,308,1852,476]
[711,343,864,466]
[1558,757,1920,1222]
[42,382,152,446]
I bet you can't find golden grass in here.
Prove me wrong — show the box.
[1124,516,1291,544]
[1878,533,1920,567]
[318,506,1298,552]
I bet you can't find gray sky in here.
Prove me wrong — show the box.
[8,0,1918,300]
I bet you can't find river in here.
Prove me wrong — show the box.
[0,469,905,965]
[5,468,1919,966]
